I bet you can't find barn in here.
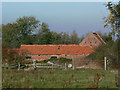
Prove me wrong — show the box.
[19,32,105,61]
[80,32,106,47]
[20,45,94,61]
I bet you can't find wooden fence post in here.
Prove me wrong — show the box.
[18,63,20,70]
[33,62,36,70]
[72,56,75,70]
[52,64,53,70]
[65,63,66,70]
[104,57,107,70]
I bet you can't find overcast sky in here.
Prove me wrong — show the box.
[2,2,110,37]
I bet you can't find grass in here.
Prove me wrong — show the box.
[2,69,118,88]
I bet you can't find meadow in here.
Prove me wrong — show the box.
[2,69,118,88]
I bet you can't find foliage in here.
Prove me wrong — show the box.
[2,16,81,65]
[104,1,120,38]
[2,16,82,49]
[70,30,80,44]
[51,32,63,44]
[2,16,40,48]
[87,72,101,88]
[2,48,29,65]
[86,39,119,69]
[97,31,112,43]
[36,22,53,44]
[37,57,72,63]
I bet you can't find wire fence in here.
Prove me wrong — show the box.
[72,56,107,70]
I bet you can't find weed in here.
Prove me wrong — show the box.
[87,72,101,88]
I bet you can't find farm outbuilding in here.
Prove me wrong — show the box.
[79,32,106,48]
[20,45,94,61]
[19,32,106,61]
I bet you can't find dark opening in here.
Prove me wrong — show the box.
[51,56,57,59]
[26,56,32,59]
[93,33,97,35]
[58,46,60,49]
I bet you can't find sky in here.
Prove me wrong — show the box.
[2,2,111,37]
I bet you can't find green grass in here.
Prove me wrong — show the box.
[2,69,118,88]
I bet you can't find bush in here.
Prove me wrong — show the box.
[86,40,119,69]
[36,57,72,63]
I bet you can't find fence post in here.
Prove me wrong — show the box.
[72,56,75,70]
[104,57,107,70]
[33,62,36,70]
[52,64,53,70]
[107,60,109,70]
[65,63,66,70]
[18,63,20,70]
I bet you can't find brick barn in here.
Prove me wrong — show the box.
[80,32,106,47]
[20,32,106,61]
[20,45,94,61]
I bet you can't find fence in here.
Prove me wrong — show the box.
[3,57,109,70]
[25,63,66,70]
[72,56,109,70]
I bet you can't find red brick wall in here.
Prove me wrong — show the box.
[30,54,88,61]
[79,32,102,48]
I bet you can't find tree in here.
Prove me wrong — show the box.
[87,40,119,69]
[37,22,53,44]
[104,1,120,38]
[61,32,70,44]
[70,30,80,44]
[2,16,40,48]
[2,23,18,48]
[51,31,62,44]
[2,48,28,65]
[15,16,40,45]
[97,31,112,43]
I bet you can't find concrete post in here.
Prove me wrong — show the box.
[104,57,107,70]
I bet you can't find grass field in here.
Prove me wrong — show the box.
[2,69,118,88]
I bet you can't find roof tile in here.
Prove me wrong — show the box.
[20,44,94,55]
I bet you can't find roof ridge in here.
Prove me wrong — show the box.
[21,44,80,46]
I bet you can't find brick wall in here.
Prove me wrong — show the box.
[79,32,102,47]
[30,54,88,61]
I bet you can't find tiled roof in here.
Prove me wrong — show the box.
[20,44,94,55]
[7,48,20,53]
